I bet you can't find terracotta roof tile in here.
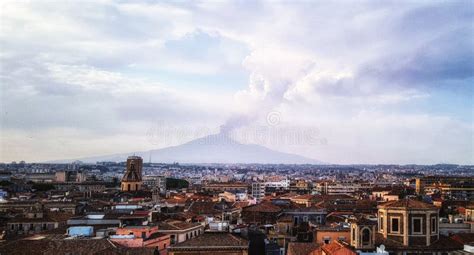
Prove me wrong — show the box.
[169,233,248,251]
[378,199,437,210]
[242,203,282,213]
[287,242,321,255]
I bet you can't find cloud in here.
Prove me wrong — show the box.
[0,0,472,163]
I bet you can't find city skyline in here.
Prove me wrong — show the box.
[1,1,473,164]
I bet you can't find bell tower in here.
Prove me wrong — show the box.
[121,156,143,192]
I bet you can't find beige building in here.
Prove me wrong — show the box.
[378,199,439,247]
[121,156,143,192]
[349,217,377,250]
[466,205,474,222]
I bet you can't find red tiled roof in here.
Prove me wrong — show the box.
[378,199,437,210]
[243,202,282,213]
[169,233,248,251]
[321,240,356,255]
[287,242,321,255]
[157,220,202,231]
[292,194,316,200]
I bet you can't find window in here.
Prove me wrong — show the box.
[303,216,308,222]
[391,217,400,233]
[380,215,384,231]
[431,217,437,233]
[412,217,422,234]
[352,228,355,241]
[323,237,331,244]
[362,228,371,245]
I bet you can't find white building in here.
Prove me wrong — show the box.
[264,179,290,189]
[251,182,265,202]
[143,175,166,193]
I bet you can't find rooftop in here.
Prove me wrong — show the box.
[321,240,355,255]
[378,199,437,210]
[169,232,248,251]
[157,220,202,231]
[242,202,282,213]
[287,242,321,255]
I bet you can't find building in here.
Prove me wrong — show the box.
[317,181,372,196]
[143,175,166,192]
[378,199,438,246]
[67,213,121,228]
[415,176,474,200]
[55,170,87,183]
[241,202,282,225]
[290,194,317,207]
[202,182,248,193]
[121,156,143,192]
[25,173,56,183]
[283,207,327,226]
[156,220,204,245]
[264,178,290,190]
[315,226,351,244]
[349,217,377,250]
[167,232,248,255]
[375,199,463,254]
[466,205,474,222]
[290,180,311,193]
[110,225,170,253]
[439,217,474,235]
[251,182,265,202]
[7,211,71,235]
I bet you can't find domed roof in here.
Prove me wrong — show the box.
[122,161,141,182]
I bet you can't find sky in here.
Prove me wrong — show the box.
[0,0,473,164]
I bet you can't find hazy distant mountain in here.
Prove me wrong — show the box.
[56,133,321,164]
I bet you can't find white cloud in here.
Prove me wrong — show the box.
[0,0,472,163]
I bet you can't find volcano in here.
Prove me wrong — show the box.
[56,133,321,164]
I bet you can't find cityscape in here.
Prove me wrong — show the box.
[1,1,473,255]
[0,159,472,254]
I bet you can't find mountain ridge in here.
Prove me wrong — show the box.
[50,133,322,164]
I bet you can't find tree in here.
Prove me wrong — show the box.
[166,178,189,189]
[32,183,55,192]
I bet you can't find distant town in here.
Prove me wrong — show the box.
[0,158,472,254]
